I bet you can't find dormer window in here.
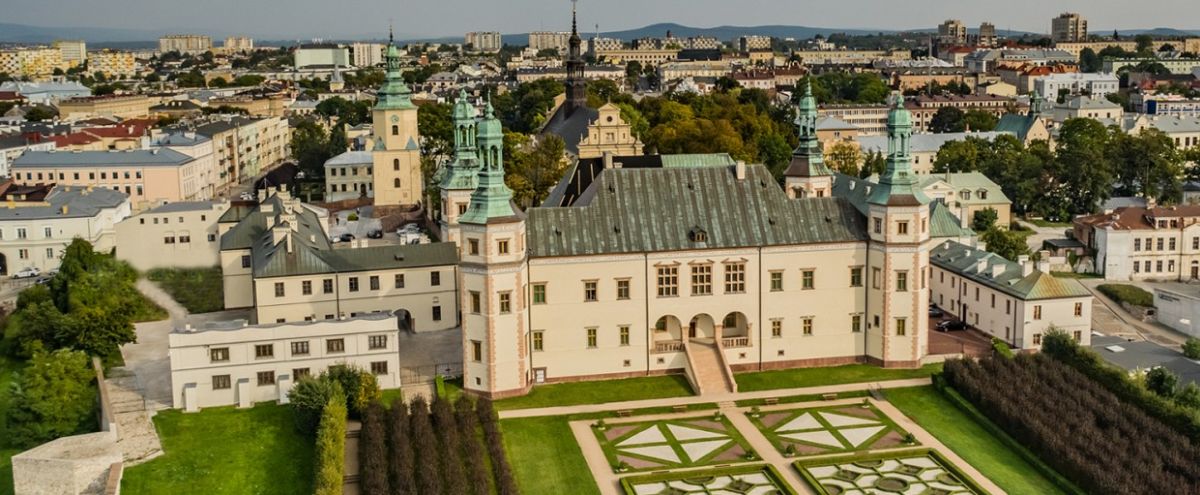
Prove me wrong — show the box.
[960,190,971,200]
[688,227,708,243]
[977,189,987,200]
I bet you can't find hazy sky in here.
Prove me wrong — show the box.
[4,0,1199,40]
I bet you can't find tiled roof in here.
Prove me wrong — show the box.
[931,240,1091,300]
[324,151,373,167]
[540,103,598,155]
[919,172,1011,206]
[13,149,194,168]
[143,201,224,214]
[528,164,867,258]
[0,185,127,221]
[1074,205,1200,230]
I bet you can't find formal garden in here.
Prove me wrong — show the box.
[592,413,757,472]
[621,465,797,495]
[795,449,988,495]
[746,403,917,456]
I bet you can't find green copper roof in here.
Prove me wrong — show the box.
[440,89,480,191]
[785,79,832,178]
[931,240,1091,300]
[868,97,929,206]
[831,173,968,238]
[929,202,974,238]
[527,164,867,257]
[375,43,415,110]
[460,100,520,224]
[659,153,737,168]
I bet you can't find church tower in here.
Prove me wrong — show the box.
[784,79,834,199]
[864,96,932,367]
[371,31,423,207]
[563,1,588,118]
[460,99,531,398]
[439,89,480,247]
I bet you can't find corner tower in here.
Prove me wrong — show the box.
[460,99,531,398]
[439,89,480,246]
[864,95,932,367]
[784,79,833,198]
[371,31,423,207]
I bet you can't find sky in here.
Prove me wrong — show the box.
[4,0,1199,40]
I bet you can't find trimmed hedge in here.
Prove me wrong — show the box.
[313,388,347,495]
[478,399,519,495]
[358,401,389,494]
[622,464,798,495]
[794,448,988,495]
[1096,283,1154,307]
[387,397,416,493]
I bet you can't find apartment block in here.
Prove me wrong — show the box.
[465,32,502,52]
[192,116,290,187]
[1052,13,1087,43]
[529,31,570,52]
[0,48,65,78]
[56,95,152,120]
[89,50,137,79]
[223,37,254,53]
[159,35,213,54]
[53,40,87,67]
[738,35,772,53]
[350,42,385,68]
[12,148,208,209]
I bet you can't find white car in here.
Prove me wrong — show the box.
[11,267,40,279]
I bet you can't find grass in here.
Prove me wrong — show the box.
[493,374,694,411]
[734,363,941,392]
[146,267,225,314]
[884,386,1067,495]
[593,413,756,471]
[129,289,169,323]
[745,403,915,456]
[1051,271,1101,279]
[0,356,24,495]
[502,415,601,495]
[121,403,314,495]
[1097,283,1154,308]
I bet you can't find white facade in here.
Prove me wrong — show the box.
[324,151,373,201]
[465,32,502,52]
[0,186,131,276]
[1154,285,1200,338]
[1034,72,1119,99]
[168,315,401,411]
[350,42,385,68]
[294,46,350,69]
[0,138,55,179]
[528,32,570,52]
[115,201,227,272]
[159,35,212,55]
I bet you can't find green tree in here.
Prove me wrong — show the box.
[981,227,1031,262]
[23,106,56,122]
[417,102,454,156]
[1176,383,1200,409]
[615,102,649,141]
[327,123,347,157]
[972,208,999,232]
[1078,48,1102,72]
[930,107,965,133]
[313,387,347,495]
[232,74,266,86]
[325,364,380,418]
[288,375,340,433]
[1109,128,1183,204]
[933,138,984,173]
[5,347,96,448]
[963,110,998,132]
[1183,337,1200,360]
[290,120,332,178]
[586,78,622,106]
[143,72,161,83]
[715,76,740,92]
[1134,34,1154,55]
[859,150,886,178]
[504,132,566,208]
[825,141,862,175]
[1145,366,1179,397]
[757,132,793,179]
[1052,118,1115,215]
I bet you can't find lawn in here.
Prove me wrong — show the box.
[121,403,313,495]
[129,290,169,323]
[734,363,941,392]
[501,415,601,495]
[884,386,1067,495]
[1097,283,1154,308]
[146,267,224,314]
[1051,271,1101,279]
[0,357,24,495]
[493,374,693,411]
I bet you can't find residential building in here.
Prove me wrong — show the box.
[930,242,1093,348]
[883,67,982,92]
[1052,13,1087,43]
[168,314,401,411]
[159,35,213,55]
[0,182,131,276]
[820,104,891,135]
[854,132,1011,175]
[937,20,967,45]
[658,61,735,81]
[1073,205,1200,281]
[1051,95,1123,123]
[965,49,1076,73]
[792,50,911,66]
[89,50,137,79]
[1104,58,1200,75]
[975,23,998,48]
[1053,40,1138,59]
[996,63,1079,94]
[350,42,385,68]
[589,37,624,53]
[12,149,206,209]
[905,94,1020,133]
[683,36,721,50]
[591,48,679,65]
[995,92,1052,145]
[368,38,423,207]
[1133,93,1200,117]
[465,32,502,52]
[529,31,570,52]
[152,132,220,199]
[192,116,290,188]
[115,201,228,272]
[0,135,55,178]
[217,189,459,328]
[1126,115,1200,151]
[511,66,625,84]
[223,37,254,53]
[738,35,772,53]
[835,171,1011,230]
[1034,72,1119,99]
[56,95,152,120]
[324,151,373,201]
[294,44,350,70]
[53,40,86,67]
[0,48,65,78]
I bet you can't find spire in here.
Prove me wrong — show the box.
[376,24,414,110]
[442,89,481,191]
[459,94,519,224]
[868,95,930,206]
[564,0,587,117]
[783,77,832,179]
[1029,90,1045,115]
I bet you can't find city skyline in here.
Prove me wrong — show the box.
[3,0,1199,41]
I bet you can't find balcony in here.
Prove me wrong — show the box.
[722,336,751,348]
[653,340,683,353]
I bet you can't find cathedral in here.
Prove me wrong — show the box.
[370,31,424,207]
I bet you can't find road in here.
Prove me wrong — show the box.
[1014,219,1071,253]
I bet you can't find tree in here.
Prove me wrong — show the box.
[417,102,453,157]
[1079,48,1101,73]
[1109,128,1184,204]
[313,387,347,495]
[963,110,998,132]
[1135,34,1154,55]
[290,120,332,179]
[325,364,381,418]
[23,106,56,122]
[933,138,984,173]
[757,132,792,179]
[981,227,1030,262]
[1145,366,1179,397]
[973,208,999,232]
[504,132,566,208]
[1176,383,1200,409]
[1183,337,1200,360]
[615,102,649,141]
[358,401,389,494]
[859,150,886,178]
[143,72,161,83]
[286,374,339,433]
[1052,118,1115,216]
[825,141,862,175]
[929,107,965,133]
[5,347,96,448]
[715,76,740,92]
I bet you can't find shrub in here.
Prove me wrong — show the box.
[347,213,359,221]
[289,366,382,431]
[455,395,491,495]
[1183,337,1200,359]
[1178,383,1200,409]
[326,364,382,418]
[410,396,442,494]
[990,337,1014,359]
[432,397,467,494]
[478,399,518,495]
[5,347,97,448]
[972,207,998,232]
[387,397,416,493]
[1096,283,1154,308]
[358,401,389,495]
[1146,367,1180,398]
[287,375,340,433]
[313,387,347,495]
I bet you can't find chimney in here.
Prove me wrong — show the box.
[602,152,614,169]
[60,205,68,215]
[991,263,1005,278]
[976,259,988,273]
[1018,255,1033,276]
[1035,250,1051,273]
[735,160,746,180]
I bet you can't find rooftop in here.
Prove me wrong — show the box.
[930,240,1091,300]
[13,148,194,168]
[856,132,1009,154]
[0,184,128,221]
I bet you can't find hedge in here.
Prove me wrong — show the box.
[313,388,348,495]
[621,464,798,495]
[794,448,989,495]
[1096,284,1154,307]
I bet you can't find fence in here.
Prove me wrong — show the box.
[399,362,463,385]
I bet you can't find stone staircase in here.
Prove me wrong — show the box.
[105,368,164,466]
[685,340,736,395]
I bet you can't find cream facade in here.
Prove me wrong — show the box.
[324,151,373,201]
[115,201,228,272]
[89,50,137,78]
[159,35,212,54]
[369,43,423,207]
[1074,205,1200,281]
[0,184,130,276]
[168,314,401,411]
[56,95,151,120]
[193,116,290,187]
[575,103,644,159]
[12,149,207,210]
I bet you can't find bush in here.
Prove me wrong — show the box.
[5,347,97,448]
[431,397,467,494]
[972,207,999,232]
[358,401,389,495]
[347,213,359,221]
[387,397,416,493]
[288,365,381,432]
[455,395,491,495]
[1183,337,1200,359]
[1146,367,1180,398]
[410,396,442,494]
[478,399,519,495]
[1097,284,1154,307]
[287,375,340,433]
[990,337,1014,358]
[325,364,381,418]
[313,387,347,495]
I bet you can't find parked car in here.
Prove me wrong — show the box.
[396,223,420,234]
[11,267,40,279]
[929,305,944,318]
[936,320,968,332]
[366,229,383,239]
[339,233,355,242]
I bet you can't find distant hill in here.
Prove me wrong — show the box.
[1110,28,1200,37]
[498,22,890,46]
[0,22,166,44]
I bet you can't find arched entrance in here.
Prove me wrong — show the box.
[394,309,413,332]
[652,315,683,353]
[688,314,715,341]
[721,312,748,338]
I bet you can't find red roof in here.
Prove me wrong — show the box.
[49,133,103,147]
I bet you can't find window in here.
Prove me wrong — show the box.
[164,236,176,244]
[394,274,405,288]
[498,239,509,255]
[432,305,442,321]
[369,275,380,291]
[472,340,482,361]
[1194,237,1199,250]
[1074,302,1083,317]
[1073,330,1082,341]
[1157,238,1164,250]
[872,267,881,289]
[17,249,27,260]
[255,344,274,358]
[583,281,598,301]
[850,267,863,287]
[1156,260,1163,272]
[349,277,359,292]
[468,239,479,255]
[274,282,285,297]
[291,341,310,355]
[897,221,908,235]
[394,178,401,188]
[369,361,389,375]
[771,320,782,337]
[369,335,388,350]
[212,375,231,390]
[616,279,630,299]
[499,292,512,313]
[431,271,441,286]
[803,318,813,336]
[770,271,783,291]
[302,280,312,295]
[1033,305,1042,320]
[45,248,54,259]
[586,328,598,348]
[802,270,815,290]
[896,271,908,292]
[1134,238,1142,251]
[1169,260,1175,272]
[691,264,712,295]
[210,347,230,362]
[293,368,311,379]
[323,279,334,294]
[470,291,481,313]
[241,255,251,268]
[724,262,745,293]
[1033,333,1043,346]
[533,284,546,304]
[1134,262,1140,273]
[873,217,882,234]
[852,314,862,333]
[532,331,544,351]
[619,326,630,346]
[43,226,51,238]
[327,339,345,353]
[895,318,907,336]
[391,125,399,136]
[657,266,678,297]
[1170,238,1177,251]
[257,371,276,386]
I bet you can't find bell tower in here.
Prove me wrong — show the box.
[784,79,834,199]
[439,89,480,247]
[371,29,423,207]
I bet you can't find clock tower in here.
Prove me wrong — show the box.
[371,31,423,207]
